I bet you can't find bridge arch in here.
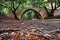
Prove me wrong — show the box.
[18,7,48,19]
[19,7,42,19]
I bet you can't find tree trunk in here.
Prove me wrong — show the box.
[49,4,57,17]
[49,2,57,17]
[43,6,50,17]
[12,11,19,20]
[49,10,54,16]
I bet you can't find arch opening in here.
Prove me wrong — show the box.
[21,9,42,20]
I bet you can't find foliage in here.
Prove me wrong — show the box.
[0,0,60,19]
[0,0,27,19]
[30,0,48,8]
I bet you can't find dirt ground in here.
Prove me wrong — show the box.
[0,19,60,40]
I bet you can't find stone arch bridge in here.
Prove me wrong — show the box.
[18,7,48,19]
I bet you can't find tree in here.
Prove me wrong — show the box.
[46,0,60,16]
[0,0,26,19]
[31,0,60,17]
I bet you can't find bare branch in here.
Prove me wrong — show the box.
[12,1,16,11]
[15,0,22,10]
[43,6,49,16]
[0,3,9,8]
[15,0,26,10]
[50,3,54,10]
[55,2,57,9]
[0,3,13,11]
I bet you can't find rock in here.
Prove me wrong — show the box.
[44,34,52,39]
[21,23,25,25]
[27,34,40,40]
[0,36,2,40]
[27,34,49,40]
